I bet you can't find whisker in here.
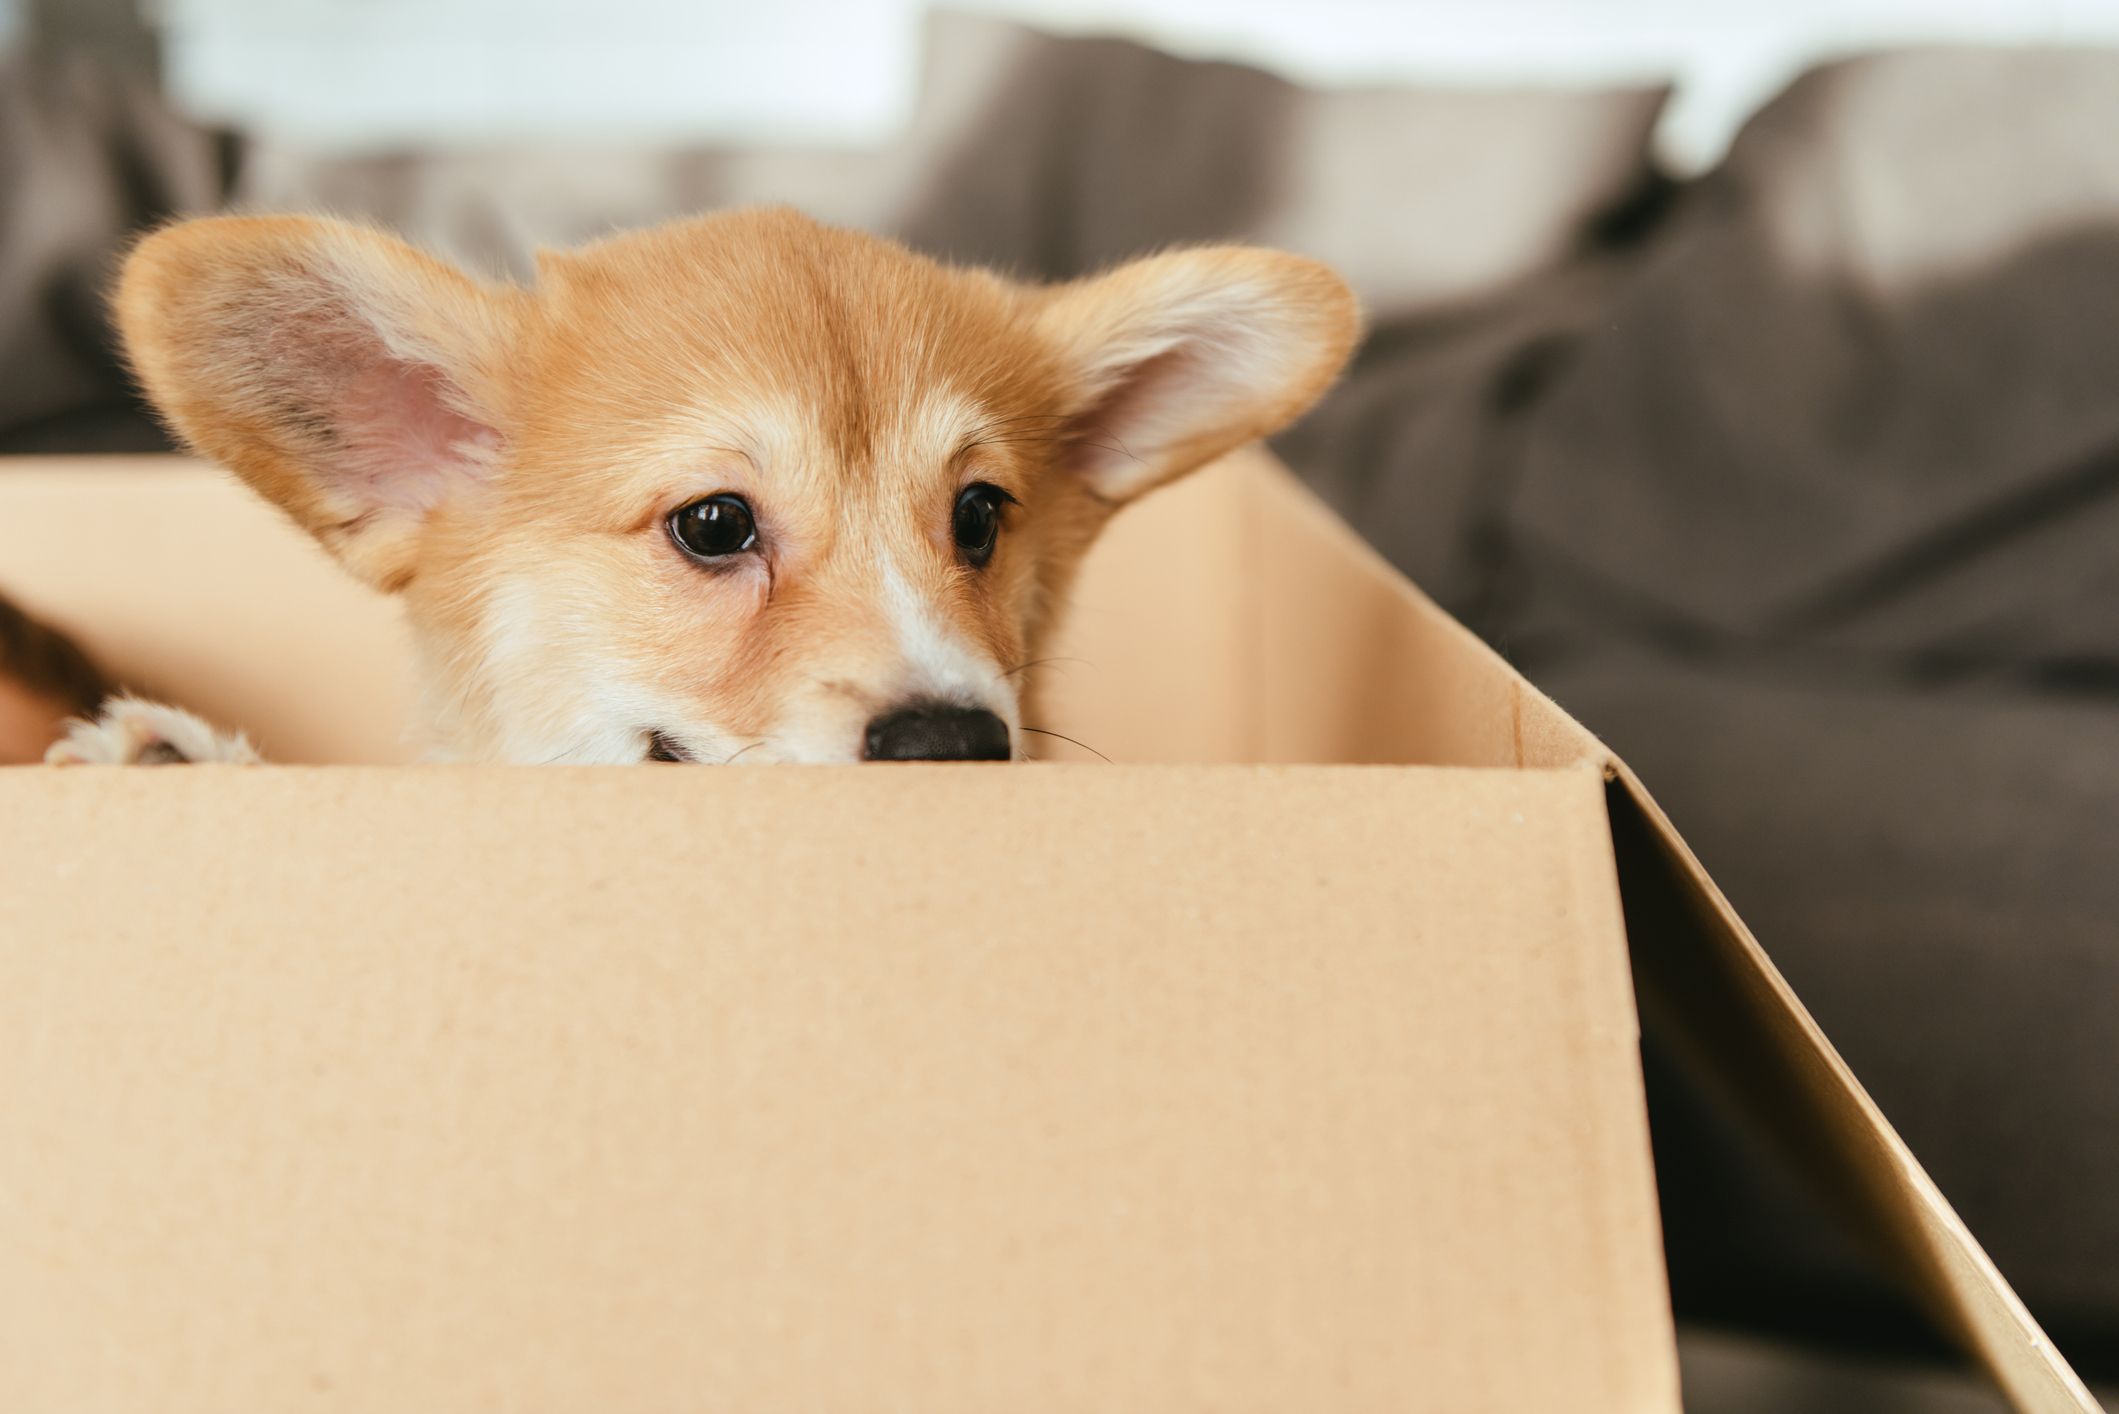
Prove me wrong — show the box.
[962,413,1139,466]
[719,739,770,766]
[965,433,1140,462]
[1081,430,1143,464]
[1001,655,1089,680]
[1018,726,1112,764]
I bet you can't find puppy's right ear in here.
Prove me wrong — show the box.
[116,215,522,591]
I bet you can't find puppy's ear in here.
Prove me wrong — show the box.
[116,215,521,591]
[1036,247,1360,504]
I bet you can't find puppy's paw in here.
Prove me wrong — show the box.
[45,696,261,766]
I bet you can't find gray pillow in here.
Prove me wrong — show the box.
[1506,49,2119,675]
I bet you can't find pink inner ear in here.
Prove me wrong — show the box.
[326,362,500,517]
[249,268,501,522]
[335,360,500,515]
[1068,344,1213,494]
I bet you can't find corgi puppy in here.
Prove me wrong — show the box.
[53,207,1357,765]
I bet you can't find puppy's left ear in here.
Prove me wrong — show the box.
[1036,247,1360,503]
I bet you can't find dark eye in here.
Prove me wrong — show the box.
[952,482,1014,568]
[668,494,757,561]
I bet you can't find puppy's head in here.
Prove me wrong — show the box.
[117,208,1357,762]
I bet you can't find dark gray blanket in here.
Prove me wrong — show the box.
[2,14,2114,1373]
[1492,52,2119,1365]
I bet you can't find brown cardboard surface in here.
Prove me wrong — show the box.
[0,764,1672,1413]
[0,450,2097,1411]
[1069,456,2097,1411]
[0,462,414,763]
[1042,453,1595,771]
[1194,463,2098,1413]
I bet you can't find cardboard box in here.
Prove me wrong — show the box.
[0,451,2095,1411]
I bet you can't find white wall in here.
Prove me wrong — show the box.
[155,0,2119,169]
[157,0,919,147]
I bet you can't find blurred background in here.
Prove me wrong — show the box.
[4,1,2117,1408]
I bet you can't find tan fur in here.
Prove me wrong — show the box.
[115,207,1359,763]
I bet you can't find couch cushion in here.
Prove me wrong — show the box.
[1507,49,2119,674]
[1542,649,2119,1370]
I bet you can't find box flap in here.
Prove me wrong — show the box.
[0,765,1674,1413]
[1061,456,2093,1412]
[1598,768,2101,1413]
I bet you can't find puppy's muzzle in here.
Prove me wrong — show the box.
[863,703,1011,762]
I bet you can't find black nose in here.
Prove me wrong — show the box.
[863,704,1012,762]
